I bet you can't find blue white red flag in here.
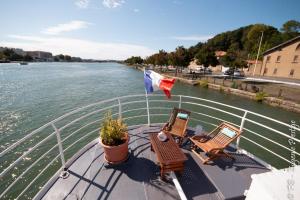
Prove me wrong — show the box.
[144,70,175,98]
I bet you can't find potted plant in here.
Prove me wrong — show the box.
[100,111,129,164]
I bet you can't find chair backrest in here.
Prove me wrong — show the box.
[208,122,242,148]
[166,107,191,134]
[168,107,191,126]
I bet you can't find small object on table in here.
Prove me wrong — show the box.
[157,131,167,141]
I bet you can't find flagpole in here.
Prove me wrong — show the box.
[144,68,151,126]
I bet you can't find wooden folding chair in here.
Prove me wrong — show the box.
[162,107,191,145]
[190,122,242,164]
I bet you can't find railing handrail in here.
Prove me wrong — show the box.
[2,94,299,157]
[0,94,145,157]
[181,95,300,132]
[1,94,299,199]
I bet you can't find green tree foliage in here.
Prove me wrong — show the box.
[0,51,8,60]
[281,20,300,33]
[64,55,72,62]
[124,56,143,65]
[58,54,65,60]
[127,20,300,70]
[281,20,300,41]
[168,46,191,76]
[54,56,60,62]
[23,55,33,61]
[156,50,168,66]
[219,51,246,68]
[195,48,218,68]
[0,48,32,61]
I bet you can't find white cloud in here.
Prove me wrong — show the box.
[75,0,89,9]
[2,35,154,60]
[133,8,139,13]
[102,0,125,8]
[171,35,213,42]
[42,20,91,35]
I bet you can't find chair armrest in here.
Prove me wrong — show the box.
[209,146,225,152]
[162,123,169,131]
[191,135,210,143]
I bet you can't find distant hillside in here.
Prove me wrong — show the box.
[128,20,300,69]
[188,20,300,63]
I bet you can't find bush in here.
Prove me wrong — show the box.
[255,92,268,102]
[199,80,209,88]
[219,86,225,93]
[231,81,238,89]
[100,111,127,146]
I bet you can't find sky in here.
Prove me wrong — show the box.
[0,0,299,60]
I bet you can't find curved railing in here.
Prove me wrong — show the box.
[0,94,299,199]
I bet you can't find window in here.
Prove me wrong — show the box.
[263,68,268,75]
[293,55,299,63]
[266,56,271,62]
[276,56,281,62]
[290,69,294,76]
[296,44,300,51]
[273,68,277,75]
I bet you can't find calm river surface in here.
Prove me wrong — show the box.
[0,62,299,199]
[1,62,299,144]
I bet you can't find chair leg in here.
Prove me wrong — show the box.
[192,149,210,164]
[178,138,183,146]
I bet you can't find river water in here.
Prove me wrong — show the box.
[0,62,299,199]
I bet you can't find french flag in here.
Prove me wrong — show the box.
[144,70,175,98]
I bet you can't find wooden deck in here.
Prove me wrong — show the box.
[35,125,270,200]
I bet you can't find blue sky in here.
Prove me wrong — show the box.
[0,0,299,60]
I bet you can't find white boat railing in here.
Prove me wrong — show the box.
[0,94,299,200]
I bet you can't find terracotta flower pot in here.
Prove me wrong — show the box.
[100,132,129,164]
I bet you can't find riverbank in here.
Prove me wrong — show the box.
[124,63,200,85]
[169,73,300,113]
[123,64,300,113]
[206,82,300,113]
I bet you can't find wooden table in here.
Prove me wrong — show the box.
[150,132,187,179]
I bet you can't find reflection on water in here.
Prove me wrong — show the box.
[0,62,299,148]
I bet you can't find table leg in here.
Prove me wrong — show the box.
[160,165,165,180]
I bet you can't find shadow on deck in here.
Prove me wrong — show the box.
[36,125,270,200]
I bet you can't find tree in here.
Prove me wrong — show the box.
[145,55,155,65]
[156,50,168,66]
[124,56,143,65]
[188,42,204,58]
[142,20,300,75]
[195,48,218,68]
[58,54,64,60]
[54,56,59,62]
[64,55,72,61]
[166,46,191,76]
[280,20,300,41]
[281,20,300,33]
[219,53,235,68]
[0,52,7,60]
[23,55,33,61]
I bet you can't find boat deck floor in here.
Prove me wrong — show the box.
[37,125,270,200]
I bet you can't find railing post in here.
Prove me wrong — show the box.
[118,98,122,120]
[179,95,182,108]
[237,111,247,149]
[145,93,151,126]
[51,123,69,179]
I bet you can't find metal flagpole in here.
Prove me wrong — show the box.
[144,68,151,126]
[253,31,264,76]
